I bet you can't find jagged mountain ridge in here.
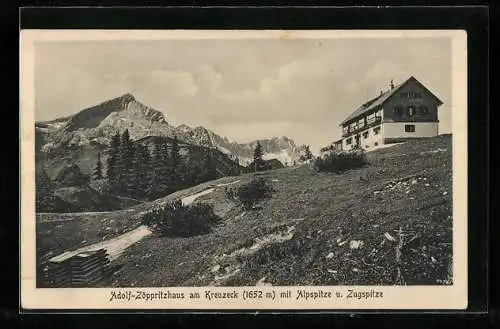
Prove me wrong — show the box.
[36,93,305,167]
[172,124,306,166]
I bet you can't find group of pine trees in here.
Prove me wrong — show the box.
[300,145,314,162]
[94,129,221,201]
[94,131,314,201]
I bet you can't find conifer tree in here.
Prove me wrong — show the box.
[133,143,151,200]
[157,138,171,195]
[253,142,264,172]
[93,152,103,180]
[148,141,161,200]
[174,161,189,189]
[209,151,218,180]
[199,150,217,182]
[169,135,182,188]
[148,138,171,197]
[300,145,313,162]
[187,161,202,186]
[120,129,135,196]
[305,145,313,160]
[170,135,181,171]
[181,150,199,186]
[107,131,121,193]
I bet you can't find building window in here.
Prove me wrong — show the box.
[346,138,352,145]
[418,105,429,115]
[405,124,416,132]
[394,106,403,117]
[363,131,369,139]
[407,106,415,116]
[374,142,379,146]
[373,127,381,135]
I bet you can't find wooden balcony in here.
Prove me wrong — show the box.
[342,116,381,137]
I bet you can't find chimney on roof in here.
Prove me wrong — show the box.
[390,79,395,90]
[380,90,383,95]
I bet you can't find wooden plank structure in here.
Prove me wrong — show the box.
[45,249,111,287]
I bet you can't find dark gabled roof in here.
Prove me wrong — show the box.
[339,76,443,126]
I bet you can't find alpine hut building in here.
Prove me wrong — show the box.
[332,76,443,151]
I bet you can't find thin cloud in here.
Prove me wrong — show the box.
[34,37,452,152]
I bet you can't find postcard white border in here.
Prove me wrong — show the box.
[20,29,468,310]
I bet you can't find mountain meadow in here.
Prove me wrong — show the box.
[36,133,453,287]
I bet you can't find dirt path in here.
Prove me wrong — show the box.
[181,188,215,206]
[49,225,153,263]
[48,179,242,263]
[181,180,241,206]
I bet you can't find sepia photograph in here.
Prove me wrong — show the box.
[20,29,468,310]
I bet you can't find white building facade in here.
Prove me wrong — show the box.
[333,76,443,151]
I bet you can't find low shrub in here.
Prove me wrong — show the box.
[314,148,368,174]
[225,177,276,210]
[141,200,222,237]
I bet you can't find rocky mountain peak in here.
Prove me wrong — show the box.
[63,93,137,132]
[176,124,192,131]
[61,93,168,134]
[120,93,136,103]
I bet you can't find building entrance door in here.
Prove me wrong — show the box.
[355,135,361,148]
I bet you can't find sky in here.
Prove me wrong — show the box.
[34,36,452,153]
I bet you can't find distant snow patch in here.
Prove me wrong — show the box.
[217,145,232,155]
[263,149,293,166]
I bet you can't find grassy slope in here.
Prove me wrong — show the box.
[36,175,243,286]
[37,135,452,287]
[103,134,453,287]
